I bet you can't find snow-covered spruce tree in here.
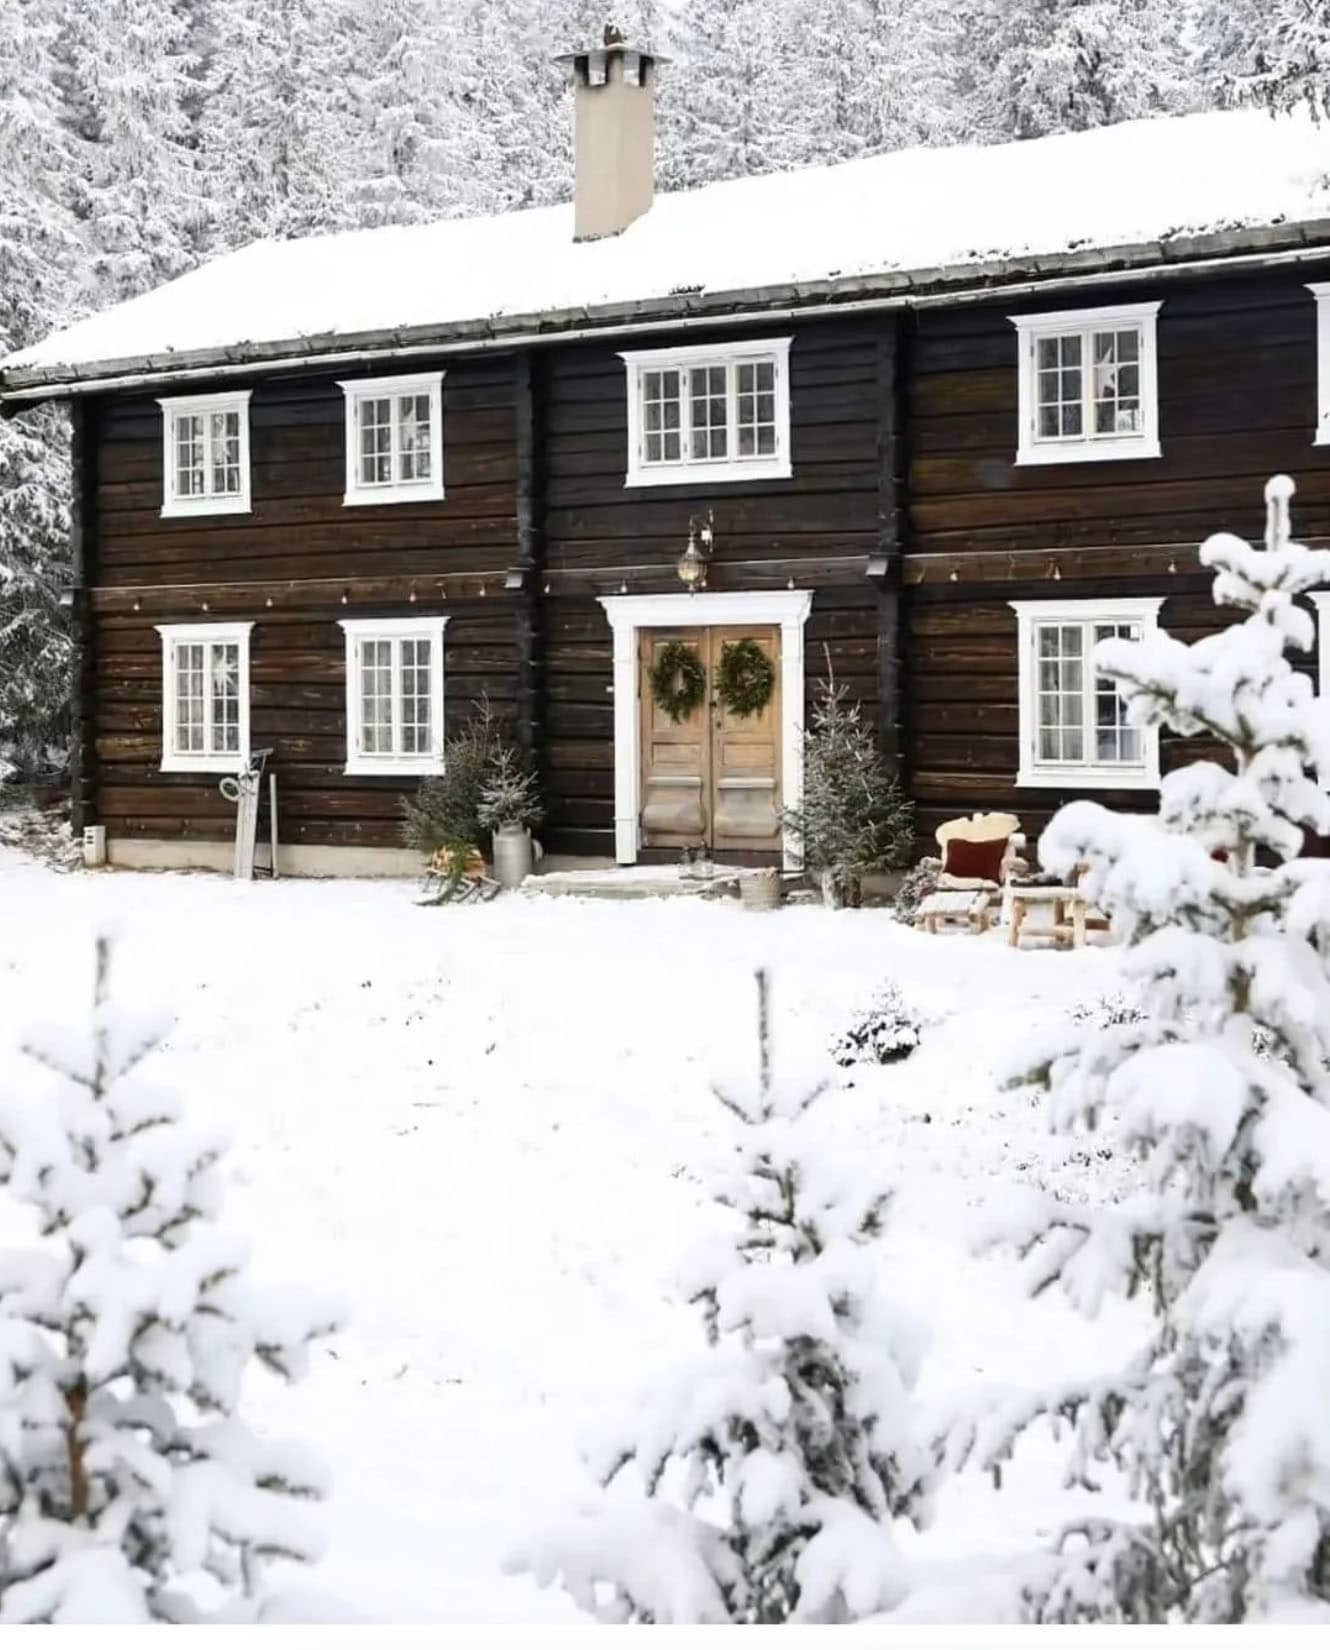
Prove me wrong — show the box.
[945,476,1330,1622]
[783,671,913,909]
[515,970,929,1623]
[0,933,341,1622]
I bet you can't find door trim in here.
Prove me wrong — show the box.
[599,590,813,868]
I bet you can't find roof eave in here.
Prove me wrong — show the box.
[6,217,1330,402]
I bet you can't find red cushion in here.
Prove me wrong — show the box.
[943,835,1008,882]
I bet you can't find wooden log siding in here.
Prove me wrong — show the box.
[87,356,521,849]
[902,265,1330,852]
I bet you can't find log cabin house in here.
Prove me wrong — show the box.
[6,38,1330,875]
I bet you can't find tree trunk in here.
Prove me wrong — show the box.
[66,1378,89,1520]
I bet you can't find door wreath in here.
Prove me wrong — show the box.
[649,640,707,724]
[716,638,775,719]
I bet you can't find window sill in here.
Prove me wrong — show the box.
[1015,766,1159,791]
[624,458,792,490]
[343,484,445,508]
[1015,439,1161,468]
[344,759,445,778]
[160,496,252,518]
[1314,429,1330,447]
[160,754,250,774]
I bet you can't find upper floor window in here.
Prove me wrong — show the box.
[156,621,252,773]
[339,372,445,506]
[338,616,447,775]
[1010,597,1162,790]
[158,390,252,517]
[620,338,792,488]
[1010,303,1161,467]
[1308,283,1330,445]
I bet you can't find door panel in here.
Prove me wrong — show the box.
[637,625,782,854]
[711,626,780,852]
[639,629,708,846]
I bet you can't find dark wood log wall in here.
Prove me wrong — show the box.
[903,268,1330,850]
[537,318,893,856]
[88,359,519,850]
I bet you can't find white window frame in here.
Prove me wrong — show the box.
[338,372,445,507]
[620,338,793,488]
[1011,597,1163,790]
[338,616,448,776]
[1308,284,1330,445]
[158,390,252,518]
[1010,302,1162,467]
[156,621,252,774]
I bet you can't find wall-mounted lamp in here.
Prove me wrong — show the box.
[677,509,714,591]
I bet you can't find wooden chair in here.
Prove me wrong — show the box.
[913,812,1026,934]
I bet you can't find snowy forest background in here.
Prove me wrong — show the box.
[0,0,1324,773]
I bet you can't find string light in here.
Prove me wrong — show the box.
[948,567,959,583]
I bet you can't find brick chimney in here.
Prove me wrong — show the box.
[556,26,664,242]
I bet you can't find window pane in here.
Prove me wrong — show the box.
[735,357,777,460]
[397,394,432,483]
[208,410,241,496]
[1091,621,1141,763]
[1091,327,1142,436]
[1033,622,1087,764]
[399,637,432,754]
[174,642,205,751]
[641,369,682,465]
[1033,333,1084,440]
[359,638,394,753]
[689,364,728,460]
[209,642,240,753]
[358,397,393,486]
[175,415,205,497]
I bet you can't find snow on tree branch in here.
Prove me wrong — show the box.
[0,932,343,1623]
[947,477,1330,1622]
[510,969,929,1623]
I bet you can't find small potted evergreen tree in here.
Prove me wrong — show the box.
[478,746,543,889]
[782,669,914,908]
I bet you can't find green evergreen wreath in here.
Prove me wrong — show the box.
[716,638,776,719]
[650,640,707,724]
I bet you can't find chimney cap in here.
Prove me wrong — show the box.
[553,29,669,70]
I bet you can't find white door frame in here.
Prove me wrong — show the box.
[598,589,813,867]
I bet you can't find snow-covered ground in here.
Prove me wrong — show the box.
[0,845,1141,1622]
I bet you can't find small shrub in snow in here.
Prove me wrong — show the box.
[1067,990,1148,1029]
[891,860,938,926]
[514,970,929,1622]
[0,935,342,1622]
[831,983,921,1068]
[945,478,1330,1622]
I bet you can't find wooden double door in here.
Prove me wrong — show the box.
[639,626,781,855]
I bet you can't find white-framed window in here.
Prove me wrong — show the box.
[1011,598,1163,789]
[338,372,445,506]
[157,391,252,517]
[1308,284,1330,445]
[620,338,793,488]
[156,622,252,774]
[338,617,448,775]
[1010,303,1162,467]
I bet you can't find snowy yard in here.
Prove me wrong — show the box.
[0,846,1142,1622]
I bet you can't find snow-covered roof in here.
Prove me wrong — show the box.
[7,108,1330,394]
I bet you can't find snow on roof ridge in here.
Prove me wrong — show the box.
[6,107,1330,386]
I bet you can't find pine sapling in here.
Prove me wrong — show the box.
[944,478,1330,1622]
[515,970,929,1623]
[0,934,342,1622]
[783,665,913,908]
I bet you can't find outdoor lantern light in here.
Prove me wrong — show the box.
[677,510,714,591]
